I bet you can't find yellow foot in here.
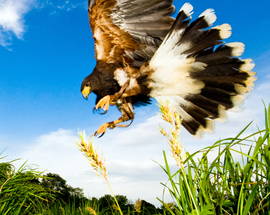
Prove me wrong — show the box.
[95,95,111,112]
[94,122,115,137]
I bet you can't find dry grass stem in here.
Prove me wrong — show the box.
[78,132,108,180]
[159,103,186,168]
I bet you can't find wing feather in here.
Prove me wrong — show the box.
[89,0,174,65]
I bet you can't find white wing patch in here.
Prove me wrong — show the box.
[114,69,129,86]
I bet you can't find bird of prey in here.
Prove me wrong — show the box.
[81,0,255,137]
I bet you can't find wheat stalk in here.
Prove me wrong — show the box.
[78,132,108,180]
[159,103,186,168]
[78,132,123,215]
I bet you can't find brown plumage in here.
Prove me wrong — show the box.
[89,0,138,63]
[81,1,255,137]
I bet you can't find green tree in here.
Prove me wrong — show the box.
[41,173,86,204]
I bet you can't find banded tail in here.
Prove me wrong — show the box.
[147,3,256,135]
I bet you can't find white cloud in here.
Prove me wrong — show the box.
[13,128,172,205]
[0,0,87,46]
[0,0,34,46]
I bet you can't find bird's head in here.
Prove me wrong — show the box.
[81,75,92,100]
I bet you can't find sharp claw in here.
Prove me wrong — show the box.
[97,132,105,138]
[94,122,111,137]
[94,129,106,137]
[95,96,111,112]
[94,130,105,138]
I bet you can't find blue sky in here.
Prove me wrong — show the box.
[1,0,270,204]
[1,0,270,140]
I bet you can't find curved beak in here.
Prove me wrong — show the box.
[82,86,91,100]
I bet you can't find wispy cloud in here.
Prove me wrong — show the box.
[40,0,86,14]
[0,0,35,47]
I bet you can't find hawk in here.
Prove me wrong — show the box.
[81,0,255,137]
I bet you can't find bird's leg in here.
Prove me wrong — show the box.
[94,101,134,137]
[114,101,134,127]
[95,81,129,111]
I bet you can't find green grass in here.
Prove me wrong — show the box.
[0,160,55,215]
[159,105,270,215]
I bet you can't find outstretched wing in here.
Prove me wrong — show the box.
[88,0,175,66]
[147,3,255,135]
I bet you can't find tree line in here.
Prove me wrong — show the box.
[0,160,174,214]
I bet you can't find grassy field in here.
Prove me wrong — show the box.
[1,105,270,214]
[158,105,270,214]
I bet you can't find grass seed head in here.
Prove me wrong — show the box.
[160,104,174,124]
[78,132,108,179]
[159,103,186,168]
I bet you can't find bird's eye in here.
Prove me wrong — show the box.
[86,83,90,87]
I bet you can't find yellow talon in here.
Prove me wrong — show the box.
[95,95,111,111]
[94,122,115,137]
